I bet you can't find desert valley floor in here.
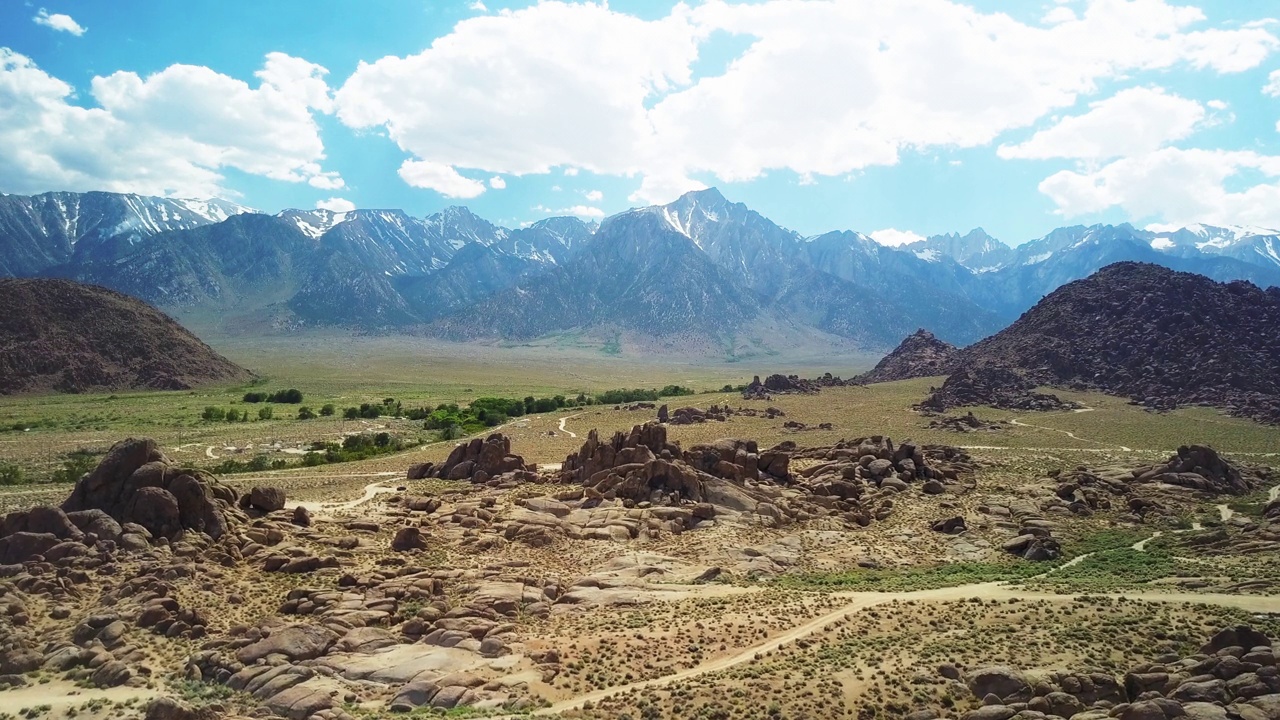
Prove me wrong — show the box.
[1,344,1279,720]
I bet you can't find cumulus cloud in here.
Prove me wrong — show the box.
[0,49,340,198]
[398,159,486,198]
[584,189,603,201]
[1038,147,1280,228]
[869,228,925,247]
[33,8,85,35]
[1266,69,1280,97]
[316,197,355,212]
[334,0,1278,203]
[998,86,1206,160]
[488,175,506,189]
[561,205,605,218]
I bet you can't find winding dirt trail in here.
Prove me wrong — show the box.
[504,569,1280,718]
[558,413,583,439]
[1007,417,1132,452]
[205,445,219,459]
[288,478,401,517]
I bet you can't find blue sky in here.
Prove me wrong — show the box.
[3,1,1280,245]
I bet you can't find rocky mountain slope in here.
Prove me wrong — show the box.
[0,191,249,277]
[856,329,959,384]
[955,262,1280,423]
[0,278,252,394]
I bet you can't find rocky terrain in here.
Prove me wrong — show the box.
[955,262,1280,423]
[1,391,1278,720]
[0,278,252,394]
[918,365,1082,413]
[909,626,1280,720]
[857,328,960,384]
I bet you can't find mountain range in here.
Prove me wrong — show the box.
[3,188,1279,351]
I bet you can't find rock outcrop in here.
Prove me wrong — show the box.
[956,262,1280,424]
[0,278,252,394]
[915,626,1280,720]
[917,365,1081,413]
[0,438,246,564]
[406,433,535,485]
[58,438,245,541]
[858,328,960,384]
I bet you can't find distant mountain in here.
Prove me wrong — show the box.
[431,211,763,340]
[0,191,250,276]
[955,262,1280,424]
[912,228,1014,271]
[3,189,1280,354]
[0,278,251,394]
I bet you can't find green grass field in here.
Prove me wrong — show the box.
[2,334,1278,486]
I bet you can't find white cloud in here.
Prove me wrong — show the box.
[33,8,85,35]
[562,167,580,176]
[398,159,486,198]
[584,189,603,201]
[1266,69,1280,97]
[998,86,1206,160]
[469,1,487,12]
[534,203,605,218]
[1207,99,1228,110]
[316,197,355,212]
[0,49,340,198]
[869,228,925,247]
[334,0,1278,201]
[488,175,506,189]
[1038,147,1280,228]
[629,172,706,204]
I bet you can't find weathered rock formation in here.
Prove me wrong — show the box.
[0,438,247,564]
[406,433,535,485]
[914,626,1280,720]
[918,365,1081,413]
[858,328,960,384]
[928,411,1007,433]
[956,262,1280,424]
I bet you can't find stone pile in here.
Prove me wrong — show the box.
[0,438,249,565]
[954,262,1280,425]
[657,403,785,424]
[406,433,536,486]
[1052,447,1269,521]
[742,374,822,399]
[911,625,1280,720]
[917,365,1081,413]
[928,412,1007,433]
[857,328,960,384]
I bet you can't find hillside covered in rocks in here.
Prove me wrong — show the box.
[954,262,1280,423]
[0,278,251,394]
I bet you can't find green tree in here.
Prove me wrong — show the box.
[343,407,359,420]
[258,406,273,420]
[202,406,226,421]
[297,406,317,420]
[320,404,336,416]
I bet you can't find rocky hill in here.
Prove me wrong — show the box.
[0,278,252,394]
[957,262,1280,423]
[856,329,959,383]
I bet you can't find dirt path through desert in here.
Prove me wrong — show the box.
[496,538,1280,718]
